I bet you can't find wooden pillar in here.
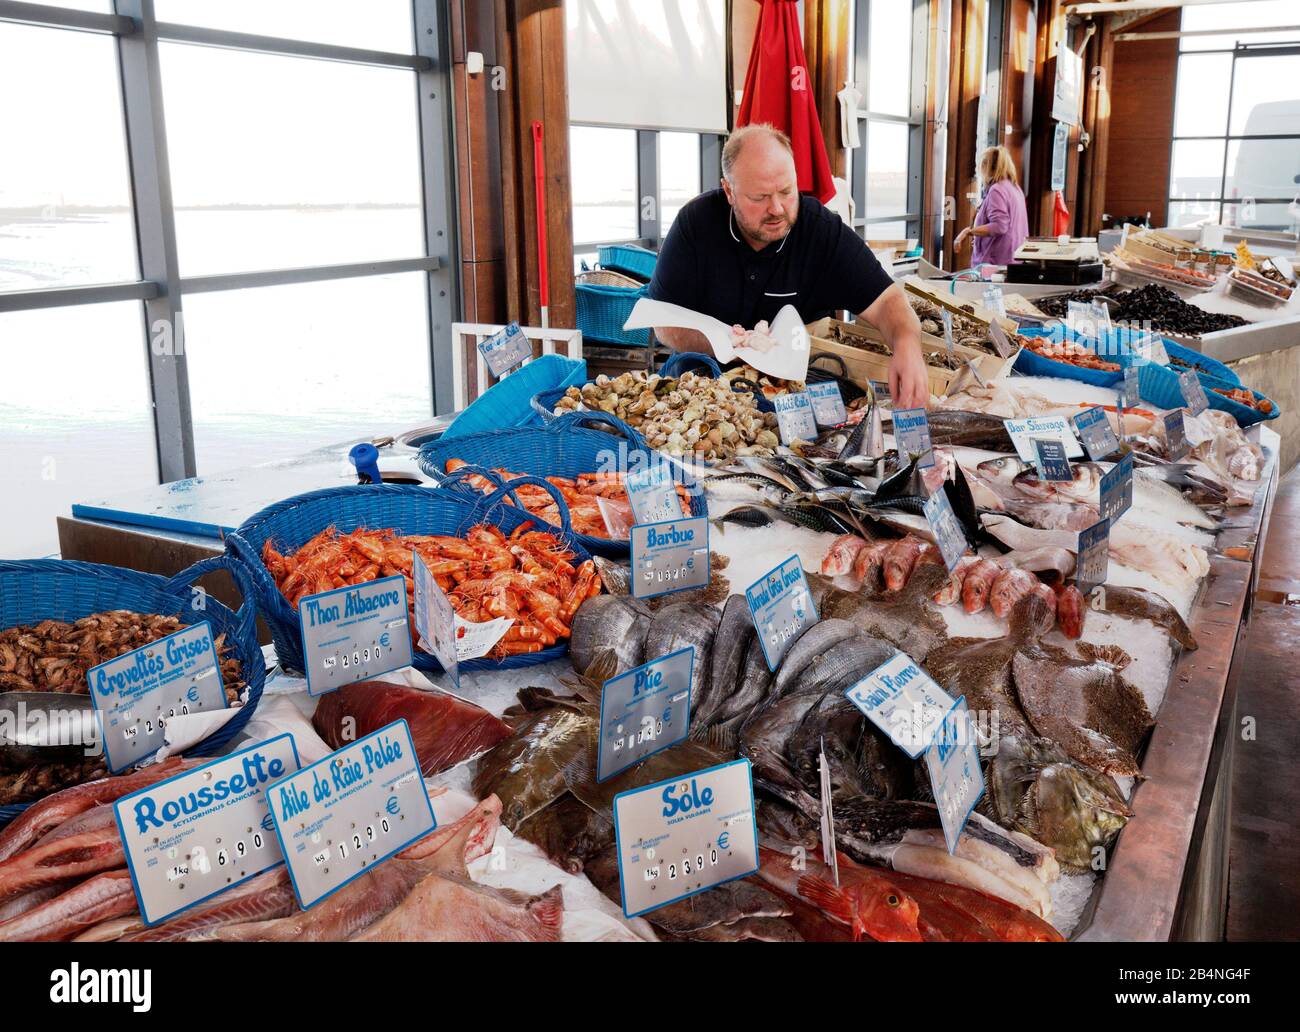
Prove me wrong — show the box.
[804,0,851,179]
[944,0,987,266]
[1076,18,1114,235]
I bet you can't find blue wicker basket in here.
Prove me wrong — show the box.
[598,243,657,281]
[0,555,266,828]
[440,353,588,440]
[576,282,651,346]
[416,412,706,558]
[226,483,595,677]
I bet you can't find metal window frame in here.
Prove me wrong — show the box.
[0,0,458,481]
[849,0,930,245]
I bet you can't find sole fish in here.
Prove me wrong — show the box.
[514,794,613,875]
[1088,584,1196,650]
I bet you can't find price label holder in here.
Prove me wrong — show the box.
[266,719,435,910]
[1066,300,1098,340]
[1073,406,1120,460]
[1133,333,1170,367]
[941,309,954,355]
[298,574,413,698]
[1165,409,1189,461]
[845,652,957,759]
[88,621,227,774]
[597,647,694,782]
[1099,454,1134,523]
[477,321,533,378]
[922,490,968,572]
[411,552,458,692]
[1002,416,1084,462]
[612,758,759,919]
[774,391,818,445]
[808,380,847,427]
[630,516,710,601]
[893,407,935,469]
[625,462,685,525]
[1076,517,1110,595]
[982,285,1007,320]
[746,556,817,671]
[1032,437,1073,482]
[1123,364,1140,405]
[817,742,839,888]
[1090,300,1112,334]
[1178,368,1209,415]
[114,734,301,926]
[924,698,985,854]
[988,319,1015,358]
[869,379,891,403]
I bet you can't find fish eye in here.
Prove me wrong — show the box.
[887,894,900,907]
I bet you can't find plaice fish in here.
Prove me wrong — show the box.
[0,869,135,942]
[986,735,1132,872]
[351,877,565,942]
[1013,642,1154,777]
[312,680,511,777]
[1087,584,1196,650]
[513,794,613,875]
[0,756,191,863]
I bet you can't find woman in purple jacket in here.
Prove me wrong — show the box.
[955,146,1029,266]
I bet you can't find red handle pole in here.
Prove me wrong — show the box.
[531,120,550,322]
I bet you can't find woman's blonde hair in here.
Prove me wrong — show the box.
[980,146,1019,186]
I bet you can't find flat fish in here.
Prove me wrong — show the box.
[0,869,135,942]
[695,594,755,730]
[352,876,564,942]
[565,738,727,815]
[812,565,952,662]
[642,602,720,711]
[514,793,613,875]
[1013,642,1155,777]
[785,690,915,803]
[313,680,511,777]
[569,594,654,675]
[1089,584,1197,650]
[739,692,828,806]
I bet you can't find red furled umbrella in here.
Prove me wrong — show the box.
[736,0,836,202]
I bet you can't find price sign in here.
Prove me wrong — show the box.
[477,321,533,378]
[922,490,968,572]
[266,720,436,910]
[1165,409,1189,460]
[982,285,1007,320]
[1178,369,1209,415]
[1076,517,1110,594]
[845,652,958,759]
[612,759,759,919]
[988,320,1016,358]
[625,463,685,526]
[88,622,227,774]
[941,309,954,354]
[1090,300,1112,333]
[411,552,458,691]
[1067,300,1099,339]
[893,407,935,469]
[808,380,847,427]
[1003,416,1084,462]
[1123,364,1140,405]
[746,556,817,671]
[924,698,984,854]
[298,575,413,698]
[1099,454,1134,523]
[115,735,301,926]
[869,379,891,402]
[630,517,709,600]
[597,647,694,782]
[1032,437,1073,482]
[1133,333,1171,367]
[774,391,818,445]
[1073,406,1120,460]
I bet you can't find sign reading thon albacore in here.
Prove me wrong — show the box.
[114,734,301,926]
[631,516,710,600]
[88,621,227,774]
[845,652,957,759]
[892,407,934,469]
[266,720,435,910]
[598,647,694,782]
[477,321,533,378]
[746,556,817,671]
[612,759,759,919]
[298,574,413,697]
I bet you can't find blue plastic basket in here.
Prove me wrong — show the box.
[0,555,266,828]
[576,282,650,346]
[226,483,595,677]
[1162,340,1240,387]
[1131,359,1278,427]
[441,353,588,441]
[416,411,706,557]
[598,244,657,281]
[1013,327,1125,388]
[530,353,729,424]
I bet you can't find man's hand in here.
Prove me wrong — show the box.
[888,337,930,410]
[862,284,930,410]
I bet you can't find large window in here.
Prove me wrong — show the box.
[0,1,457,558]
[848,0,929,244]
[1168,2,1300,237]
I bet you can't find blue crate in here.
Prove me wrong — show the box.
[441,353,587,440]
[598,244,657,280]
[576,281,651,347]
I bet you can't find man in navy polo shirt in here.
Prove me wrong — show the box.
[647,123,930,409]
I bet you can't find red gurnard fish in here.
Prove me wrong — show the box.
[1054,583,1086,639]
[961,559,1003,614]
[313,680,512,777]
[852,540,893,590]
[933,556,979,606]
[989,568,1040,618]
[821,534,869,577]
[884,869,1065,942]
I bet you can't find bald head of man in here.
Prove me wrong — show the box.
[720,124,800,249]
